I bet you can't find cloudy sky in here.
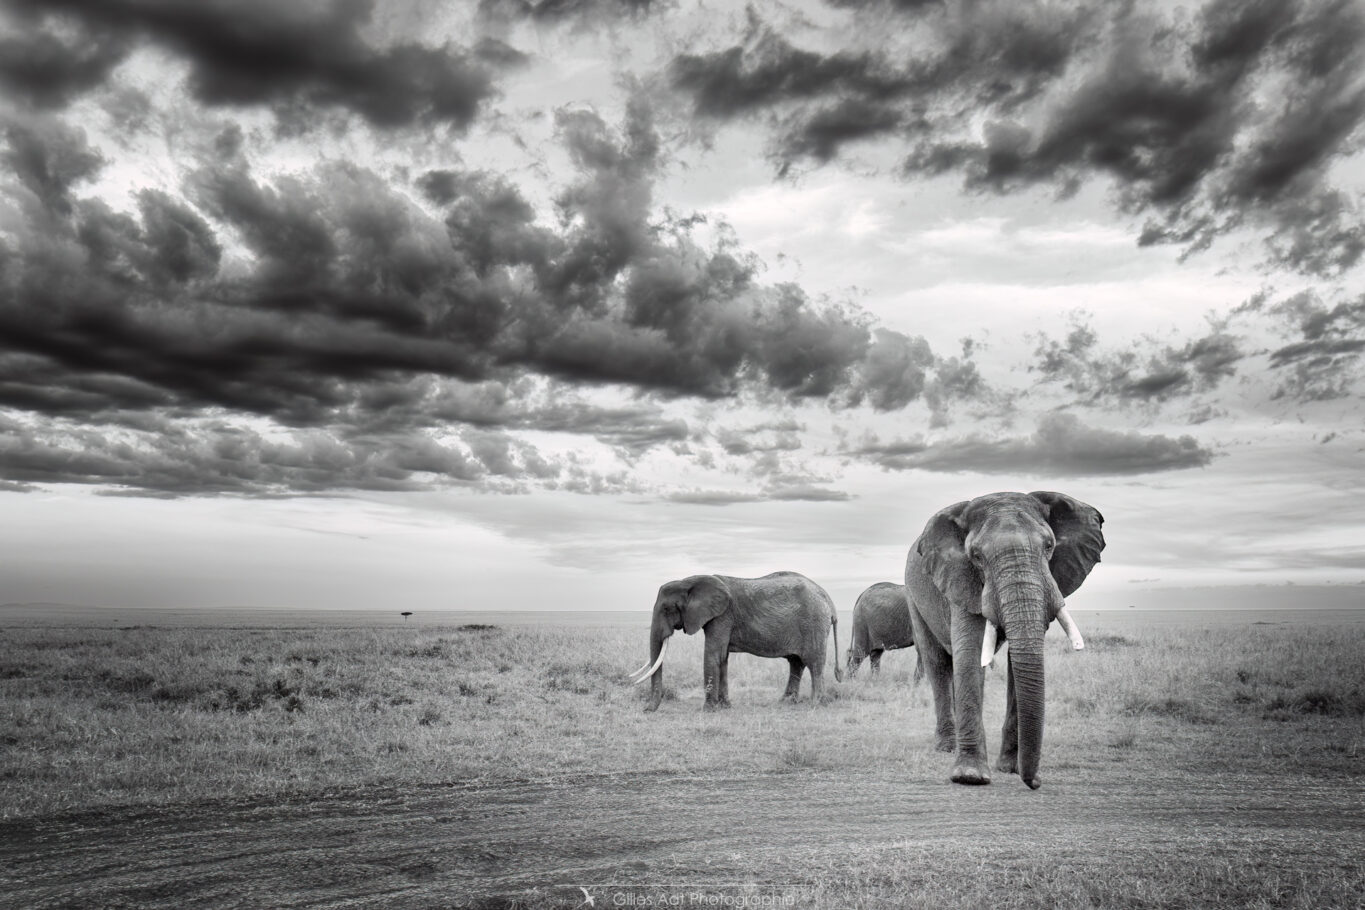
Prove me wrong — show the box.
[1,0,1363,613]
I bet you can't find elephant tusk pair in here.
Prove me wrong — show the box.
[627,638,669,684]
[979,606,1085,669]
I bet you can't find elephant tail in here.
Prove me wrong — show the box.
[912,650,924,688]
[832,613,844,682]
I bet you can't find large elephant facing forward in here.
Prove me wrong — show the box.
[906,491,1104,789]
[629,572,842,711]
[846,582,915,679]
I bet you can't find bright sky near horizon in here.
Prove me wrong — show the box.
[0,0,1363,613]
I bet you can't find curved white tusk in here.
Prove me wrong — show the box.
[980,620,999,669]
[629,638,669,684]
[1056,604,1085,651]
[628,636,667,680]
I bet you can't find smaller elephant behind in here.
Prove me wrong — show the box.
[846,582,916,679]
[628,571,843,711]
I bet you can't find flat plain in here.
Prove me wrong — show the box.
[1,606,1363,908]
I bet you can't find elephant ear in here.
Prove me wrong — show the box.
[1030,491,1106,597]
[682,575,730,634]
[914,501,982,614]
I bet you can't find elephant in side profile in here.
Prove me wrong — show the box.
[628,572,843,711]
[906,491,1104,790]
[846,582,916,679]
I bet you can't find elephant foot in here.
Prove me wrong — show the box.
[644,701,660,713]
[703,700,721,712]
[995,754,1017,775]
[934,734,956,753]
[1023,775,1041,790]
[950,757,991,786]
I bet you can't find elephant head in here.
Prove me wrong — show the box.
[628,575,730,711]
[916,491,1104,788]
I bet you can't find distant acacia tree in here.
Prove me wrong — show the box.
[401,611,413,622]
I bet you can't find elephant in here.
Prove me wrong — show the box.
[846,582,916,679]
[628,571,843,711]
[905,491,1104,790]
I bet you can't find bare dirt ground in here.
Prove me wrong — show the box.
[4,763,1362,908]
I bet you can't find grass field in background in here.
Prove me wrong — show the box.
[3,613,1363,819]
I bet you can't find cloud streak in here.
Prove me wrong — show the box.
[850,413,1216,476]
[0,409,639,498]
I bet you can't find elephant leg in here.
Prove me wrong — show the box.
[950,615,991,785]
[702,634,727,710]
[807,650,826,704]
[997,655,1019,774]
[783,656,805,701]
[717,652,731,708]
[870,650,883,677]
[918,642,956,751]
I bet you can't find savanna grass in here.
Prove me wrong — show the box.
[2,619,1363,819]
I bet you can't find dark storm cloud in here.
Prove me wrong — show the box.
[513,399,690,456]
[0,96,965,494]
[670,4,1092,156]
[1,0,524,129]
[1031,319,1245,406]
[2,115,104,215]
[850,413,1215,476]
[670,24,914,120]
[1032,291,1365,408]
[1256,292,1365,401]
[843,434,927,470]
[848,330,934,411]
[773,99,904,168]
[668,1,1365,276]
[0,12,129,109]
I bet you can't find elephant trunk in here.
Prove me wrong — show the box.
[1008,638,1045,789]
[993,552,1049,789]
[641,623,671,712]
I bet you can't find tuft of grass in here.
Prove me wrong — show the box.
[776,744,829,771]
[543,661,597,695]
[1264,688,1365,719]
[1123,696,1218,725]
[1108,729,1138,750]
[1084,633,1135,648]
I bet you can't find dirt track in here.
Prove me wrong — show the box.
[4,765,1362,908]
